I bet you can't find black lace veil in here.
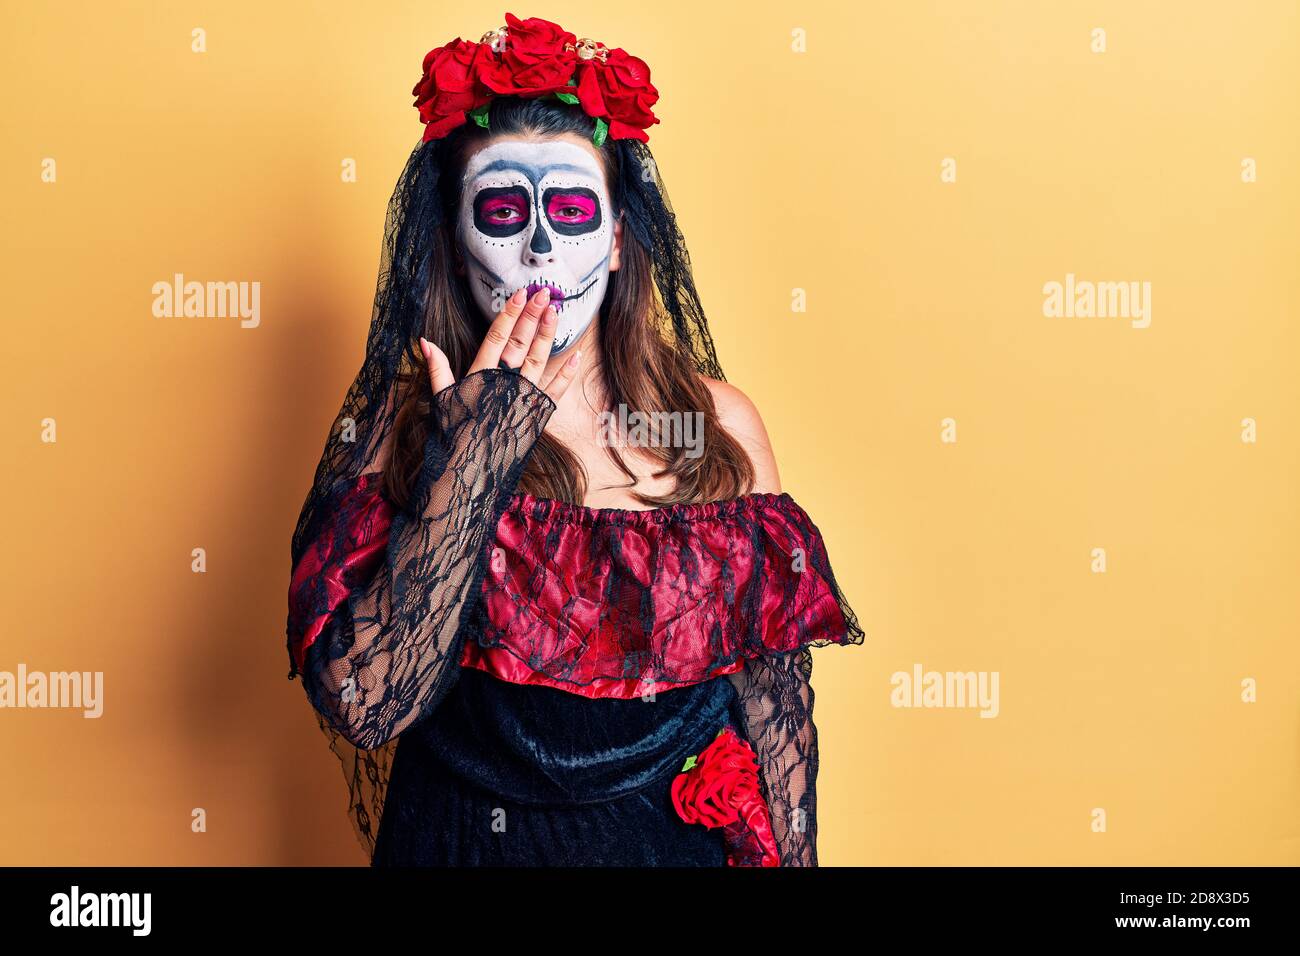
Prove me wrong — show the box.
[285,97,735,860]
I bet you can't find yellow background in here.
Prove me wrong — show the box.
[1,0,1296,865]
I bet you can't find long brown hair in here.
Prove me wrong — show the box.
[380,95,754,510]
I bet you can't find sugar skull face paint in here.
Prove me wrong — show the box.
[457,139,615,355]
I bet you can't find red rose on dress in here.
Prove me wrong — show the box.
[671,728,754,826]
[478,13,577,96]
[671,727,780,865]
[575,47,660,142]
[412,38,493,141]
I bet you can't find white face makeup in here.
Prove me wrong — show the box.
[457,139,615,355]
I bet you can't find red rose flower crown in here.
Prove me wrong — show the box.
[412,12,661,146]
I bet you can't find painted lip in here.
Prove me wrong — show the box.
[525,282,565,308]
[519,277,599,313]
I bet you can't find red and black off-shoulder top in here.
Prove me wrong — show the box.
[288,472,862,699]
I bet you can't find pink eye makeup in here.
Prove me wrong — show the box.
[483,198,526,222]
[546,192,597,224]
[471,182,604,241]
[473,185,531,237]
[542,186,602,235]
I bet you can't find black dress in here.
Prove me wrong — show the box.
[373,668,736,865]
[287,368,864,866]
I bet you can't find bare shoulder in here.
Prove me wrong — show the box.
[702,377,782,494]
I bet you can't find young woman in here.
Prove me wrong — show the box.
[285,13,863,866]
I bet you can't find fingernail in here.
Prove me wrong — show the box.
[532,289,550,305]
[510,288,526,305]
[567,349,581,368]
[543,305,556,322]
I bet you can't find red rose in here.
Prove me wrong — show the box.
[412,38,493,141]
[504,11,576,60]
[575,47,660,142]
[671,727,781,865]
[411,17,662,144]
[477,13,577,96]
[670,728,762,828]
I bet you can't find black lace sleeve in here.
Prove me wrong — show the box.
[292,367,555,751]
[727,647,819,866]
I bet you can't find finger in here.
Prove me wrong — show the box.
[498,288,552,369]
[540,348,582,403]
[421,337,455,393]
[519,305,558,383]
[468,287,529,374]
